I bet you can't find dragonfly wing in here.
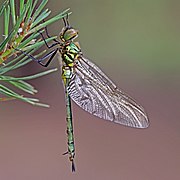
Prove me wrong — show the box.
[67,57,149,128]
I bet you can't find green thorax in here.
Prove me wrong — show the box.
[61,41,81,67]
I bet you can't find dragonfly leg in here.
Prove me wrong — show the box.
[39,30,61,49]
[38,48,58,67]
[63,14,69,27]
[14,47,58,67]
[44,25,60,43]
[39,20,61,48]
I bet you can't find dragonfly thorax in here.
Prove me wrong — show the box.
[61,42,81,66]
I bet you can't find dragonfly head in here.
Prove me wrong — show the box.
[59,27,78,42]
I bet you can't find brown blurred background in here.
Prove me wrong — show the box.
[0,0,180,180]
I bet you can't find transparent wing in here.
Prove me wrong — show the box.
[67,57,149,128]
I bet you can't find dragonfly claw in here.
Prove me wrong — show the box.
[71,160,75,172]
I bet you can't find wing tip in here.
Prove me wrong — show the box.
[137,117,150,129]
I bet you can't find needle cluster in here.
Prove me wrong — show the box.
[0,0,70,106]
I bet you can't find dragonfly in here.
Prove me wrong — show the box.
[17,15,149,172]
